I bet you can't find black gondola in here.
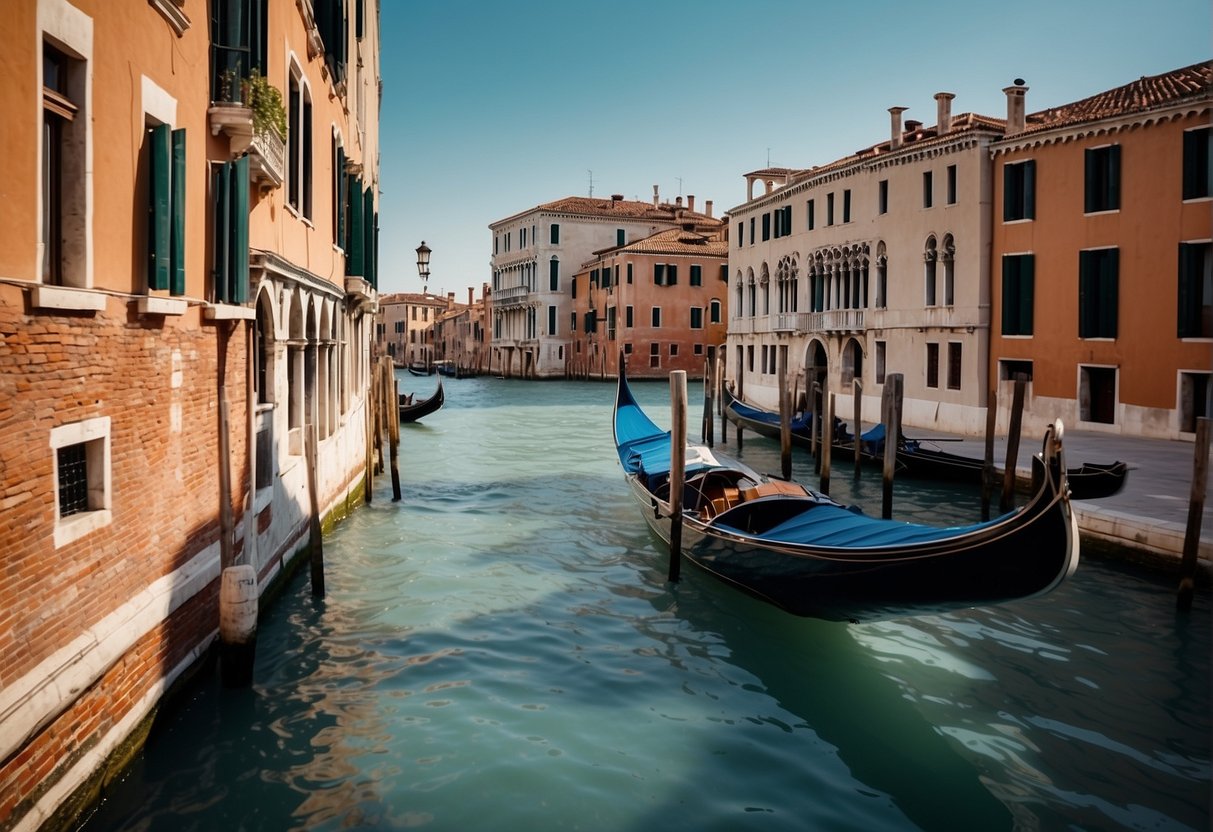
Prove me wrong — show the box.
[399,380,444,423]
[615,367,1079,622]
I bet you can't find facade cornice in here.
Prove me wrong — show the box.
[991,100,1212,156]
[729,130,998,217]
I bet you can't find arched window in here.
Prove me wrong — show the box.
[924,236,938,307]
[942,234,955,306]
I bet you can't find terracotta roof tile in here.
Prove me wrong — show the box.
[606,227,729,257]
[537,195,722,224]
[1021,61,1212,134]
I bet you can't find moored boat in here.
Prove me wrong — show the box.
[615,368,1079,622]
[399,379,444,423]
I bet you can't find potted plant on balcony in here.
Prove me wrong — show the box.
[241,70,286,139]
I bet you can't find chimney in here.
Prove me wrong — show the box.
[468,287,473,307]
[889,106,908,149]
[447,291,455,310]
[611,193,623,202]
[482,281,490,299]
[675,195,683,207]
[1003,79,1028,135]
[905,119,922,136]
[705,199,713,218]
[934,92,954,134]
[653,184,659,206]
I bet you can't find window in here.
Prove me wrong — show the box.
[999,359,1033,382]
[762,212,771,241]
[549,258,559,291]
[737,221,743,247]
[50,417,112,548]
[649,342,660,369]
[547,305,556,335]
[842,189,851,223]
[1079,365,1117,424]
[806,199,815,230]
[878,180,888,214]
[746,344,754,372]
[145,122,187,295]
[332,136,346,247]
[924,238,937,307]
[626,263,633,284]
[926,343,939,388]
[1183,127,1211,200]
[709,299,721,323]
[1084,145,1121,213]
[287,68,313,218]
[946,165,957,205]
[1003,160,1035,221]
[749,217,755,244]
[669,344,678,357]
[694,343,704,356]
[1079,248,1119,338]
[617,229,625,246]
[947,343,962,390]
[626,305,633,327]
[875,341,886,385]
[827,193,835,226]
[690,264,702,286]
[42,39,88,287]
[1179,242,1213,338]
[923,171,933,208]
[520,227,527,248]
[651,307,662,327]
[654,264,677,286]
[690,307,703,329]
[550,223,560,244]
[1001,254,1034,335]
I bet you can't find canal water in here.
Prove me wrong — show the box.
[79,376,1211,831]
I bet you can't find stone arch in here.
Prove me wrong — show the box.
[287,288,305,434]
[254,285,277,406]
[841,336,865,388]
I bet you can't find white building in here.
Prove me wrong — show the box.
[727,93,1006,434]
[489,190,720,378]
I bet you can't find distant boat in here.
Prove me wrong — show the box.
[399,380,444,423]
[435,360,457,377]
[614,366,1079,622]
[407,363,432,377]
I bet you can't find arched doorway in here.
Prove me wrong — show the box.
[804,339,828,414]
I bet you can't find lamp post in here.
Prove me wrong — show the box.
[415,241,431,290]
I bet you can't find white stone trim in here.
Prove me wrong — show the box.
[140,73,176,127]
[30,284,106,311]
[49,415,111,548]
[0,540,221,767]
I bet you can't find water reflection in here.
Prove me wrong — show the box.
[78,377,1210,832]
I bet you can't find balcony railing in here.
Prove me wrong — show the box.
[806,309,864,333]
[248,129,285,189]
[493,285,531,307]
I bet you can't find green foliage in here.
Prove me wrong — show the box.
[242,70,287,139]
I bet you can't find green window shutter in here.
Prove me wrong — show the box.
[1107,145,1121,211]
[616,229,625,246]
[1001,257,1017,334]
[231,155,250,302]
[551,223,559,244]
[348,174,364,275]
[1101,249,1118,338]
[626,263,633,284]
[691,265,701,286]
[762,213,770,241]
[668,264,677,285]
[1019,255,1034,335]
[1084,149,1097,213]
[654,264,664,285]
[1024,161,1036,219]
[149,123,171,291]
[363,188,375,286]
[1079,251,1094,337]
[336,146,346,248]
[212,161,231,303]
[1003,165,1014,220]
[549,259,559,290]
[170,128,186,296]
[1178,243,1198,337]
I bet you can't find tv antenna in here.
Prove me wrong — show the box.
[588,169,594,197]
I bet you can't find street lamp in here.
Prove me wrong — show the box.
[415,241,431,289]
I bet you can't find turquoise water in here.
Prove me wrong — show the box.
[79,377,1211,831]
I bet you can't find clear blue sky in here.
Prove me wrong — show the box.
[377,0,1210,297]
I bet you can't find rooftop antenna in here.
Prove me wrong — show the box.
[767,148,771,166]
[588,169,594,197]
[676,177,683,196]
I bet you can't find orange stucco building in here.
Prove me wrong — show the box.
[0,1,382,827]
[571,226,729,380]
[990,63,1212,439]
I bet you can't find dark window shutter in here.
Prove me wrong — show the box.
[1084,149,1097,213]
[213,161,231,302]
[1101,249,1118,338]
[551,223,559,244]
[1019,255,1034,335]
[1107,145,1121,210]
[668,264,677,285]
[1178,243,1197,337]
[170,128,186,296]
[303,98,313,218]
[549,259,559,290]
[1001,257,1017,334]
[1183,128,1212,200]
[230,155,250,302]
[348,174,364,275]
[1024,160,1036,219]
[363,187,375,286]
[1079,251,1094,337]
[149,123,171,291]
[336,145,346,247]
[654,264,664,285]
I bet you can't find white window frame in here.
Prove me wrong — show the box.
[51,416,112,549]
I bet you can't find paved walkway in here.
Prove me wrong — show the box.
[904,424,1212,568]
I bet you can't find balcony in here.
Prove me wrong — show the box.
[806,309,864,333]
[773,312,812,333]
[208,103,285,190]
[493,285,532,308]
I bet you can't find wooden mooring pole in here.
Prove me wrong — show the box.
[668,370,688,583]
[981,388,998,521]
[1001,375,1026,513]
[852,379,863,479]
[820,392,834,495]
[779,355,792,480]
[389,370,402,502]
[717,356,728,446]
[305,423,325,598]
[1177,417,1210,611]
[881,373,903,519]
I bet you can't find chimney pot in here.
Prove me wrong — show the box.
[687,194,695,212]
[889,106,908,149]
[934,92,955,134]
[611,193,623,201]
[653,184,659,206]
[705,199,713,218]
[1003,81,1029,135]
